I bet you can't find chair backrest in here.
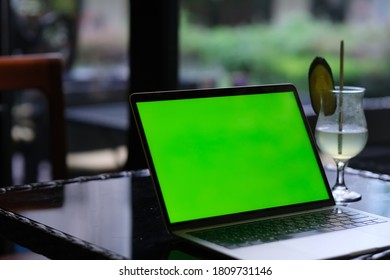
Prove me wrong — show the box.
[0,53,67,180]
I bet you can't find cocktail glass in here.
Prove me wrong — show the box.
[315,86,368,203]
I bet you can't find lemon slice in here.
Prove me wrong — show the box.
[308,56,336,115]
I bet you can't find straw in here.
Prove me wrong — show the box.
[338,40,344,155]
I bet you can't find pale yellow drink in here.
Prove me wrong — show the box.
[315,124,368,161]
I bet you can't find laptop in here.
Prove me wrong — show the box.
[130,83,390,260]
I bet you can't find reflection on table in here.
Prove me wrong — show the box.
[0,167,390,259]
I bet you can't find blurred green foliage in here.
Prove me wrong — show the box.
[180,12,390,98]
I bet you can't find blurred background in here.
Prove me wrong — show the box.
[1,0,390,185]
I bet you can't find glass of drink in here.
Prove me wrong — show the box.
[315,86,368,203]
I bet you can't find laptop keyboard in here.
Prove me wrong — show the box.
[189,208,387,249]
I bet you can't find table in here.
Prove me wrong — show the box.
[65,102,128,158]
[0,167,390,260]
[66,102,128,132]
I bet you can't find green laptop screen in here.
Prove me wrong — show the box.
[136,91,329,223]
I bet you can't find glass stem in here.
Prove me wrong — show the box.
[334,159,348,191]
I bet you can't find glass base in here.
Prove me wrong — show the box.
[332,188,362,203]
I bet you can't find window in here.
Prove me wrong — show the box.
[3,0,130,184]
[180,0,390,102]
[9,0,129,104]
[66,0,129,104]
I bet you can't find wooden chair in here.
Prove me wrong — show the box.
[0,53,67,180]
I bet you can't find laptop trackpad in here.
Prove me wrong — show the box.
[231,229,389,260]
[280,229,390,259]
[231,242,317,260]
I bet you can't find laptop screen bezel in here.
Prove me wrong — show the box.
[130,84,335,231]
